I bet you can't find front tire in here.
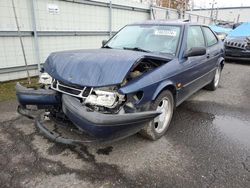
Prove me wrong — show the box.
[205,66,221,91]
[139,90,174,140]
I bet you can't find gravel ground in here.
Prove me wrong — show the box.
[0,62,250,188]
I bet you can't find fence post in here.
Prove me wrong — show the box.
[165,9,169,19]
[30,0,41,75]
[109,0,112,38]
[150,5,155,20]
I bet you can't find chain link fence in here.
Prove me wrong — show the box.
[150,6,214,24]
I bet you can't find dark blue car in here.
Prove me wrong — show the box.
[16,20,224,142]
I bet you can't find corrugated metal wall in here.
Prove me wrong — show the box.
[0,0,219,82]
[0,0,149,81]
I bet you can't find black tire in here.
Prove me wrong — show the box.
[139,90,174,140]
[205,66,221,91]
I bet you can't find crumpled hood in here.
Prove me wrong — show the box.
[43,49,169,87]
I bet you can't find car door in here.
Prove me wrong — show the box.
[202,26,221,80]
[177,25,208,104]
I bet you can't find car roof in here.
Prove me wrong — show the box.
[129,19,207,27]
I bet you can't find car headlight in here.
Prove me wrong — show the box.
[85,89,122,108]
[39,72,52,85]
[217,33,226,41]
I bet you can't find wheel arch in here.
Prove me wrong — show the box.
[152,81,177,107]
[217,57,225,69]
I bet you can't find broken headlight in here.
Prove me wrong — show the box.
[217,32,227,41]
[85,89,124,108]
[39,72,52,85]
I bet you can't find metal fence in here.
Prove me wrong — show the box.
[0,0,221,82]
[151,6,215,24]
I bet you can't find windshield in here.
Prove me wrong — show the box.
[105,25,181,56]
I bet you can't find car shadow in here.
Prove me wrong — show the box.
[225,59,250,65]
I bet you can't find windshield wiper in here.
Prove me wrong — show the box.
[102,45,112,49]
[123,47,151,53]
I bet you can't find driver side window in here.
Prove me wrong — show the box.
[187,26,205,51]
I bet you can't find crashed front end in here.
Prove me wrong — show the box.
[16,50,169,141]
[224,37,250,61]
[16,80,160,141]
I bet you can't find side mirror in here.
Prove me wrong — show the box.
[184,47,206,58]
[102,40,108,47]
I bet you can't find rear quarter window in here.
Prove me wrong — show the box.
[203,27,218,46]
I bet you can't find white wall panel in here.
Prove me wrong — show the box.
[0,69,38,82]
[35,0,110,31]
[112,9,149,31]
[0,37,36,68]
[0,0,32,31]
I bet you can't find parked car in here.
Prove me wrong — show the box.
[224,22,250,61]
[209,24,232,41]
[16,20,224,142]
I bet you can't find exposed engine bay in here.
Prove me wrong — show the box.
[81,58,168,114]
[122,58,168,85]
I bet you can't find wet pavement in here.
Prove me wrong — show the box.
[0,62,250,188]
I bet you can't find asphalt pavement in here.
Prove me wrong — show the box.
[0,62,250,188]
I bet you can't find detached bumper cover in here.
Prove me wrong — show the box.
[16,82,60,105]
[62,94,160,139]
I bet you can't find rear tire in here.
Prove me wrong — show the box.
[139,90,174,140]
[205,66,221,91]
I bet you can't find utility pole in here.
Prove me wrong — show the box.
[184,0,187,11]
[182,0,187,19]
[215,7,218,22]
[236,14,240,23]
[190,0,194,11]
[209,0,217,23]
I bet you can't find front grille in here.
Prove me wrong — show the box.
[82,87,92,97]
[58,85,81,95]
[224,41,247,50]
[51,80,93,99]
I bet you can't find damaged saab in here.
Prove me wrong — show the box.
[16,21,225,142]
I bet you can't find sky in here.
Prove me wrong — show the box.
[193,0,250,9]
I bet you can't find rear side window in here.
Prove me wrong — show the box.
[187,26,205,51]
[203,27,218,46]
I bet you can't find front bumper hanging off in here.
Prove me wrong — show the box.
[61,94,160,140]
[16,82,60,106]
[16,83,161,142]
